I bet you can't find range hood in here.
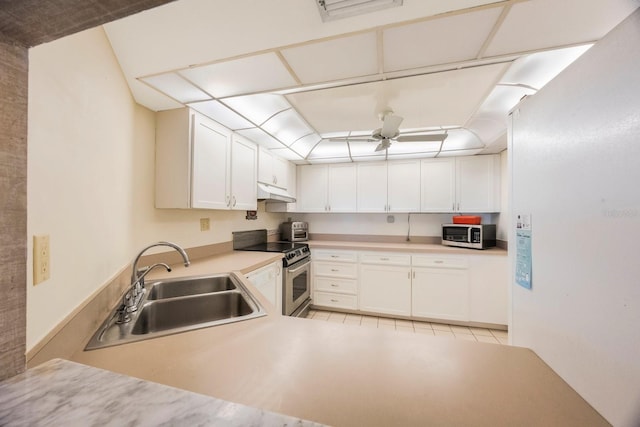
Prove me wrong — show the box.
[257,183,296,203]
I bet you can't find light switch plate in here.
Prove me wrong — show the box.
[33,235,50,285]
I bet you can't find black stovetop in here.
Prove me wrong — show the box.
[239,242,308,253]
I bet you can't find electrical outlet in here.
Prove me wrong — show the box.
[200,218,210,231]
[33,235,50,285]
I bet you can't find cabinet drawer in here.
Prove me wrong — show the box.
[359,252,411,266]
[313,292,358,310]
[313,250,358,262]
[314,261,358,278]
[412,255,468,269]
[315,277,357,294]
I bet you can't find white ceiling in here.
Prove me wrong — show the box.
[103,0,639,163]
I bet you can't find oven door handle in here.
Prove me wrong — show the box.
[287,260,310,274]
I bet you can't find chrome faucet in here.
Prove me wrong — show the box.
[116,241,191,324]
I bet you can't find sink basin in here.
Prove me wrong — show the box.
[85,272,265,350]
[146,274,237,300]
[132,292,253,335]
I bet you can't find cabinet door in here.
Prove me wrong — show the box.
[191,114,231,209]
[387,160,421,212]
[257,146,273,185]
[357,162,387,212]
[412,267,469,321]
[468,255,507,325]
[297,165,328,212]
[272,156,289,189]
[456,155,500,212]
[359,264,411,316]
[246,262,280,312]
[328,163,357,212]
[421,158,455,212]
[230,135,257,210]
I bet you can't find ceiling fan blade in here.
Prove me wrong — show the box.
[396,134,448,142]
[329,137,374,142]
[380,114,403,138]
[374,138,391,152]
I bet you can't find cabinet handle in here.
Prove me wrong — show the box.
[331,269,339,272]
[232,195,237,207]
[226,195,231,207]
[435,260,444,264]
[331,299,339,303]
[408,272,410,279]
[330,283,338,287]
[380,257,389,261]
[330,255,339,258]
[328,205,331,212]
[412,271,415,279]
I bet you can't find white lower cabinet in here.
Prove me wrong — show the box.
[245,261,282,314]
[311,248,507,326]
[359,253,412,316]
[468,255,508,324]
[411,256,469,322]
[312,250,358,310]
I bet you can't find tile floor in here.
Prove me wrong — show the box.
[305,309,509,345]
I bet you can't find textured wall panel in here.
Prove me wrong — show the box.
[0,41,28,380]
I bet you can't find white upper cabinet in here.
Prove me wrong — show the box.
[297,164,357,212]
[421,158,456,212]
[293,155,500,213]
[155,108,257,210]
[356,162,387,212]
[297,165,328,212]
[455,155,501,212]
[327,163,357,212]
[265,162,297,213]
[357,160,420,212]
[421,155,501,213]
[230,135,258,210]
[387,160,421,212]
[258,146,288,189]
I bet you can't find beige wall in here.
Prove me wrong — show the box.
[26,26,284,352]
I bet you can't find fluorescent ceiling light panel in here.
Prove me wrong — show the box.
[270,148,305,161]
[179,53,298,98]
[289,134,321,158]
[316,0,403,22]
[349,141,380,157]
[308,140,350,158]
[465,117,505,145]
[308,157,353,164]
[140,72,211,103]
[475,85,535,121]
[383,7,502,72]
[188,100,254,130]
[262,109,313,145]
[387,152,438,160]
[386,140,442,154]
[281,32,378,84]
[236,128,284,149]
[500,45,592,90]
[437,148,483,157]
[224,94,291,125]
[440,130,483,151]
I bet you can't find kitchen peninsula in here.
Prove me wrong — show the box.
[65,248,606,427]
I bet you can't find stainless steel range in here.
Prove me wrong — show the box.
[233,229,311,317]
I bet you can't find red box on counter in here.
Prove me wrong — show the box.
[452,215,482,225]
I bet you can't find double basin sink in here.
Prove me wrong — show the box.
[86,273,266,350]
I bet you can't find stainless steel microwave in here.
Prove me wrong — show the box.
[442,224,496,249]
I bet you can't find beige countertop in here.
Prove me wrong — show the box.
[70,249,604,427]
[307,240,508,255]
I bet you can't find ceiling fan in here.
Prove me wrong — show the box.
[329,111,448,152]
